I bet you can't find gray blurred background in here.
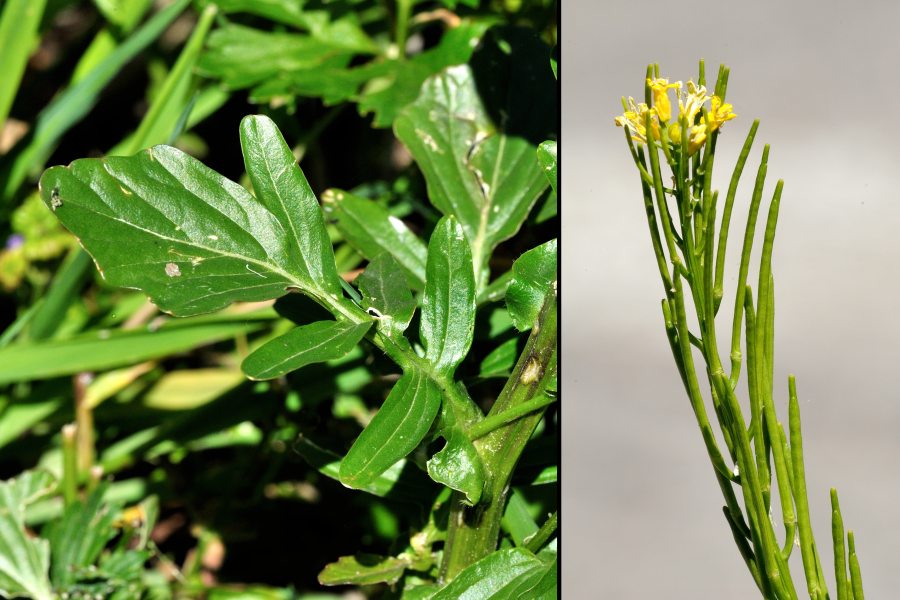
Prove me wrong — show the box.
[562,0,900,597]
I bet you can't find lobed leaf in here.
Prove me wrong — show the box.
[196,24,370,91]
[357,23,489,127]
[0,471,55,600]
[45,485,118,588]
[241,320,372,380]
[420,217,476,375]
[39,117,337,317]
[318,554,408,586]
[340,372,442,489]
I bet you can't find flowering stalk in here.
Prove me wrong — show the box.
[617,61,865,599]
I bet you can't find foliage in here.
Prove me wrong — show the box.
[617,62,864,599]
[0,0,557,597]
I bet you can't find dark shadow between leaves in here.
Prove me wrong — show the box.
[468,25,558,147]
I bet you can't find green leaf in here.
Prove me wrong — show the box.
[0,471,55,600]
[357,23,489,127]
[427,429,485,505]
[506,240,557,331]
[532,189,557,224]
[196,23,372,91]
[250,60,378,106]
[420,217,476,375]
[497,553,557,599]
[294,435,431,500]
[2,0,192,201]
[93,0,150,27]
[550,45,558,80]
[0,0,47,128]
[120,3,218,156]
[400,584,442,599]
[240,114,343,296]
[142,368,245,410]
[0,318,264,385]
[39,120,334,317]
[318,554,408,586]
[438,0,480,8]
[340,372,441,489]
[479,337,520,378]
[209,586,325,600]
[357,253,416,336]
[242,320,372,380]
[322,189,427,289]
[394,27,555,285]
[500,489,538,546]
[430,548,543,600]
[215,0,311,28]
[537,141,557,195]
[45,485,118,588]
[0,380,67,449]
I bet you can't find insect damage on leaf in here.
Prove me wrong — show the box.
[50,186,62,210]
[164,263,181,277]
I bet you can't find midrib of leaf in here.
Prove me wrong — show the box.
[256,137,312,281]
[436,249,453,364]
[73,200,292,287]
[350,373,428,474]
[254,326,356,377]
[472,132,508,279]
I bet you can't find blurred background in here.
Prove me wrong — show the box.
[563,0,900,597]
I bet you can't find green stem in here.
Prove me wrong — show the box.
[467,394,556,440]
[395,0,413,58]
[74,372,95,476]
[524,511,557,553]
[61,424,78,506]
[440,293,557,581]
[313,289,482,426]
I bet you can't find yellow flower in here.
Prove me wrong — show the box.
[667,122,708,155]
[704,96,736,132]
[615,76,736,156]
[678,80,709,124]
[647,78,681,122]
[614,97,659,143]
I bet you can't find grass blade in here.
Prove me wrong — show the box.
[0,0,47,127]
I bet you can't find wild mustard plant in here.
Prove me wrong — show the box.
[617,62,865,600]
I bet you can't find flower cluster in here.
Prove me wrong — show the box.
[614,77,736,155]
